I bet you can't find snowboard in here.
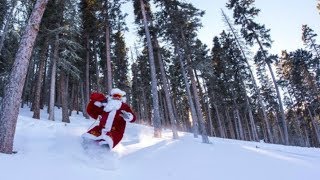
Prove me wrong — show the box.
[80,137,119,170]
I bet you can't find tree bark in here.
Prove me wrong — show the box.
[154,38,178,139]
[176,47,199,138]
[226,109,235,139]
[80,82,87,118]
[60,71,70,123]
[94,40,100,92]
[212,95,225,138]
[49,34,59,121]
[139,0,162,137]
[69,82,75,116]
[32,38,48,119]
[307,107,320,145]
[266,61,288,144]
[207,102,215,137]
[105,8,112,93]
[222,11,274,143]
[84,34,90,119]
[250,24,287,144]
[183,49,210,143]
[245,96,259,141]
[0,0,49,154]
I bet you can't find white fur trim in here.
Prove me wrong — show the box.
[98,134,114,148]
[104,110,116,132]
[110,88,127,102]
[82,132,100,140]
[94,101,102,107]
[110,88,126,96]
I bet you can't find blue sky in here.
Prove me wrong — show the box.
[189,0,320,54]
[123,0,320,55]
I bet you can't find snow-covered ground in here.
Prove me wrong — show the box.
[1,107,320,180]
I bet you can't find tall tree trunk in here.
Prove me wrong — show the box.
[139,0,162,137]
[0,0,49,154]
[46,51,53,114]
[93,40,100,92]
[21,57,35,108]
[60,71,70,123]
[251,27,288,144]
[49,35,59,121]
[234,108,244,140]
[158,91,165,126]
[105,13,112,93]
[40,52,48,109]
[180,32,209,143]
[207,102,215,137]
[231,91,244,140]
[80,82,87,118]
[243,114,252,141]
[84,34,90,119]
[307,107,320,145]
[275,113,284,144]
[136,103,141,124]
[32,38,48,119]
[293,114,304,146]
[245,96,259,141]
[69,82,75,116]
[194,71,213,139]
[233,109,240,139]
[154,38,178,139]
[76,82,80,114]
[302,122,311,147]
[176,47,199,138]
[266,61,288,144]
[222,10,274,143]
[189,67,209,142]
[212,95,225,138]
[141,89,149,124]
[226,109,235,139]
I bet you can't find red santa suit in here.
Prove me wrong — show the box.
[82,88,136,148]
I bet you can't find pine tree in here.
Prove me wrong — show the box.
[278,49,320,146]
[154,0,210,143]
[0,0,17,54]
[227,0,289,145]
[133,0,162,137]
[254,50,279,142]
[302,24,320,88]
[0,0,49,154]
[32,36,49,119]
[79,0,98,119]
[152,32,179,139]
[113,30,129,92]
[92,0,128,93]
[131,46,152,125]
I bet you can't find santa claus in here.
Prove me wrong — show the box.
[82,88,136,149]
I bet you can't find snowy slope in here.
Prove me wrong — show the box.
[0,107,319,180]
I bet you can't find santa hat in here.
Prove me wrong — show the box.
[110,88,126,102]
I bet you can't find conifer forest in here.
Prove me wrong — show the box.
[0,0,319,153]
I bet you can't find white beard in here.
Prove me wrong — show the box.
[104,98,122,112]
